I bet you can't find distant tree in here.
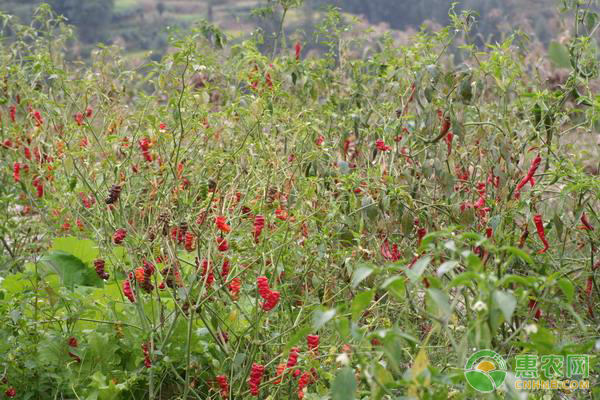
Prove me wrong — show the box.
[48,0,114,43]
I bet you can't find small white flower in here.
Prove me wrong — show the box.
[524,324,538,335]
[336,353,350,366]
[471,301,487,312]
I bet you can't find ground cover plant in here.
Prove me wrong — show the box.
[0,1,599,399]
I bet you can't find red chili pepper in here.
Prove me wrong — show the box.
[579,212,594,231]
[515,155,541,199]
[533,214,550,254]
[295,41,302,60]
[445,132,454,155]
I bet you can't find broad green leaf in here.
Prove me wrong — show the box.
[548,41,571,68]
[449,271,480,287]
[436,260,459,276]
[331,367,356,400]
[381,276,405,300]
[41,251,102,289]
[558,278,574,302]
[351,265,373,288]
[351,290,374,320]
[312,309,336,330]
[427,288,451,318]
[406,256,431,283]
[493,290,516,321]
[50,236,99,264]
[500,246,533,265]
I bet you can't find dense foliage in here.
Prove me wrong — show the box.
[0,1,599,399]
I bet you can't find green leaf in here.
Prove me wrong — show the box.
[500,246,533,265]
[312,309,336,330]
[284,326,311,351]
[381,276,405,300]
[493,290,516,321]
[351,265,373,288]
[331,367,356,400]
[558,278,574,302]
[548,41,571,68]
[427,288,451,318]
[351,290,374,320]
[405,256,431,283]
[436,260,459,277]
[449,271,480,288]
[41,251,102,289]
[50,236,99,264]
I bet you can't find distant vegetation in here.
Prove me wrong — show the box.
[0,0,569,58]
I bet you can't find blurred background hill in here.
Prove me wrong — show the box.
[0,0,576,60]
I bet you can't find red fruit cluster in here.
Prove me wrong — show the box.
[248,363,265,396]
[306,335,319,353]
[161,265,182,288]
[94,259,109,280]
[262,290,280,311]
[123,277,136,303]
[228,277,241,299]
[256,276,271,299]
[215,216,231,233]
[275,208,288,220]
[105,184,122,205]
[80,192,95,208]
[141,342,152,368]
[138,138,152,162]
[215,375,229,398]
[256,276,281,310]
[74,112,84,126]
[221,259,230,277]
[67,337,81,362]
[216,236,229,252]
[13,162,20,182]
[253,215,265,242]
[32,176,44,198]
[184,231,196,252]
[287,347,300,368]
[135,261,155,293]
[5,387,16,398]
[297,370,314,399]
[113,228,127,244]
[375,139,391,152]
[199,258,215,287]
[380,239,401,261]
